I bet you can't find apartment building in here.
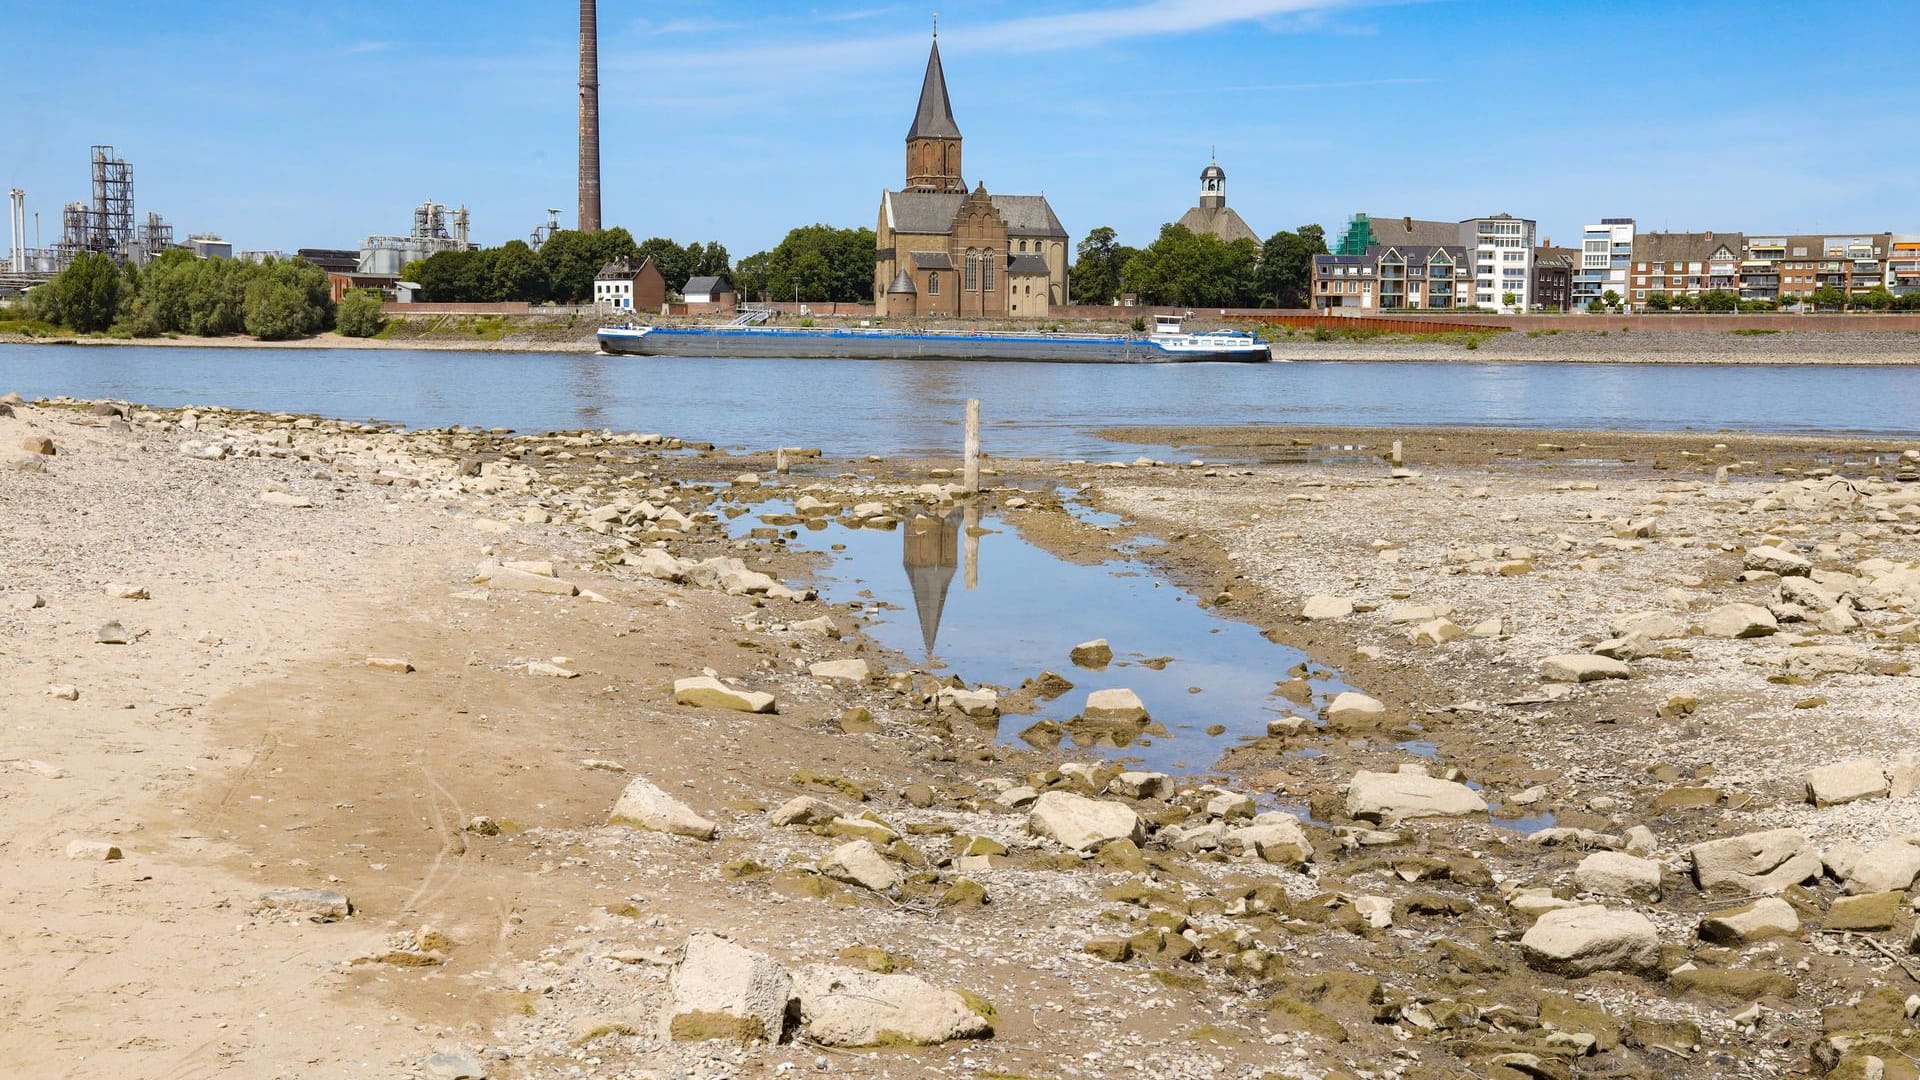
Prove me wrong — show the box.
[1311,244,1471,311]
[1533,245,1577,312]
[1334,213,1534,312]
[1575,218,1635,309]
[1462,214,1534,312]
[1888,236,1920,296]
[1740,237,1786,301]
[1628,232,1745,304]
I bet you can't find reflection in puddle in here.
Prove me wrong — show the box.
[1489,810,1559,835]
[1396,739,1440,760]
[733,498,1357,774]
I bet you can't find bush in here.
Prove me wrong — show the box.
[336,289,386,337]
[243,279,312,340]
[45,253,122,332]
[1130,315,1148,333]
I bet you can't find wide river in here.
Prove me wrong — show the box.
[3,343,1916,457]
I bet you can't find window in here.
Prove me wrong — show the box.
[928,272,940,295]
[1018,241,1027,252]
[983,250,995,291]
[964,249,978,291]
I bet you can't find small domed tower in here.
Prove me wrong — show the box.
[1199,158,1227,210]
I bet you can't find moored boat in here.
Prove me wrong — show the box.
[596,312,1272,364]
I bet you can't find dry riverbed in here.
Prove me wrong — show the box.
[4,396,1920,1080]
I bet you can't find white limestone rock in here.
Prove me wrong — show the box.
[791,966,992,1047]
[1519,905,1661,976]
[1345,770,1487,824]
[1026,790,1143,852]
[672,676,776,714]
[608,777,718,840]
[1689,829,1820,894]
[664,933,792,1043]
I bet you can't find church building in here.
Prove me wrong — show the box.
[1175,158,1260,245]
[874,34,1070,318]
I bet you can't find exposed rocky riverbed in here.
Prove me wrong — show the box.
[4,395,1920,1080]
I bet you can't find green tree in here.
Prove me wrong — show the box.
[1859,285,1895,311]
[1071,226,1126,305]
[52,253,122,331]
[1602,289,1621,312]
[636,236,696,291]
[1254,224,1327,308]
[488,240,547,303]
[1502,290,1519,309]
[1810,284,1848,310]
[336,288,386,337]
[694,241,731,278]
[538,230,606,303]
[1644,291,1671,312]
[1586,297,1605,314]
[1701,289,1738,313]
[243,279,311,339]
[1122,224,1260,307]
[741,224,878,304]
[732,252,770,301]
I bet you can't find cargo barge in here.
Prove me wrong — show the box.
[596,314,1273,364]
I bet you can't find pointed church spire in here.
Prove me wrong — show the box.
[907,32,961,140]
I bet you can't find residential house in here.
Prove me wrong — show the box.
[683,275,736,314]
[1532,244,1578,312]
[1312,244,1470,311]
[1628,232,1745,305]
[595,257,667,313]
[1335,213,1534,311]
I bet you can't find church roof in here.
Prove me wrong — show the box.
[1177,205,1261,246]
[910,251,955,270]
[907,39,961,140]
[887,269,917,294]
[884,190,1068,239]
[1007,254,1050,274]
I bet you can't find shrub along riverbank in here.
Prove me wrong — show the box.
[0,251,384,342]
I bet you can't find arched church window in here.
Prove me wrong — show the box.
[928,272,940,295]
[983,251,995,291]
[964,250,977,291]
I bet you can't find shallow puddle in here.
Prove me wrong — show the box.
[733,499,1355,774]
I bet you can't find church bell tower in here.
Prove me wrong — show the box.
[905,25,964,194]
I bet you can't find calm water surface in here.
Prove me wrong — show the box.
[2,343,1916,457]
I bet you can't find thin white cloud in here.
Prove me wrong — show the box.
[1140,76,1437,95]
[614,0,1372,76]
[343,40,393,55]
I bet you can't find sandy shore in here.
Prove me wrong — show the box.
[6,394,1920,1079]
[7,323,1920,364]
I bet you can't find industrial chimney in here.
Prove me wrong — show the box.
[578,0,602,233]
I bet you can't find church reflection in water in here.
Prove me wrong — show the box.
[900,503,980,659]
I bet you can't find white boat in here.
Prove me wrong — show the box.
[1148,313,1276,360]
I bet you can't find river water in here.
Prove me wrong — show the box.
[2,343,1916,457]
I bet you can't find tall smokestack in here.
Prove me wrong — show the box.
[578,0,602,233]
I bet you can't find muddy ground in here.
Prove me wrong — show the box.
[4,397,1920,1080]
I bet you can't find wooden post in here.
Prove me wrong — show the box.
[775,447,790,474]
[1390,439,1403,467]
[962,399,980,493]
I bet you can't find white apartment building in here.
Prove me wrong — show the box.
[1575,218,1635,309]
[1460,214,1535,313]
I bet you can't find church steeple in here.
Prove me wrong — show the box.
[905,27,964,193]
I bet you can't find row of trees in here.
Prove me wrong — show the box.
[405,230,732,305]
[1628,286,1920,313]
[1070,223,1329,308]
[731,225,878,304]
[23,250,340,340]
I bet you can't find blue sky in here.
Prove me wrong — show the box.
[6,1,1917,257]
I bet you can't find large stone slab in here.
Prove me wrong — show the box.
[665,933,792,1043]
[608,776,718,839]
[1805,759,1888,807]
[1689,829,1820,894]
[1345,770,1487,824]
[673,676,776,714]
[1520,905,1661,976]
[1027,790,1143,852]
[1539,654,1632,683]
[792,966,992,1047]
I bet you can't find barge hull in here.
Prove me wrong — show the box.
[596,328,1267,364]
